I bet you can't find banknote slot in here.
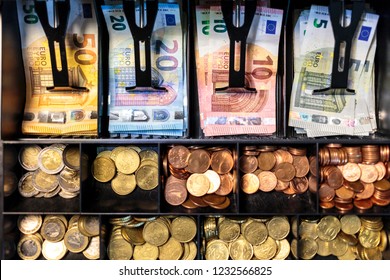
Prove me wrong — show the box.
[215,0,257,95]
[34,0,89,94]
[312,0,364,96]
[123,0,167,94]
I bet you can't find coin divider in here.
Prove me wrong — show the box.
[297,214,390,260]
[318,143,390,214]
[286,0,390,139]
[2,213,102,260]
[238,143,317,214]
[80,144,159,214]
[2,143,81,213]
[159,143,239,214]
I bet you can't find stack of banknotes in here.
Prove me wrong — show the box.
[17,0,99,136]
[102,0,188,137]
[194,0,283,137]
[289,5,379,137]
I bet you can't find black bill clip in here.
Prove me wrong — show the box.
[313,0,365,95]
[34,0,89,93]
[215,0,257,94]
[123,0,167,94]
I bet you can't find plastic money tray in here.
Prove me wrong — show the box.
[1,0,390,260]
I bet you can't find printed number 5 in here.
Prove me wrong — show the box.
[313,19,328,28]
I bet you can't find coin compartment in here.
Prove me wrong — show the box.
[159,143,239,214]
[2,214,101,260]
[238,143,317,214]
[101,214,200,260]
[81,144,159,213]
[200,215,297,260]
[286,0,390,139]
[297,215,390,260]
[2,143,81,213]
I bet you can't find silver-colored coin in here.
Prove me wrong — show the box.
[18,172,39,198]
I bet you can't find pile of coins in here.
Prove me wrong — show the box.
[92,146,158,195]
[298,215,389,260]
[203,216,293,260]
[17,144,81,199]
[16,214,100,260]
[319,144,390,211]
[107,216,197,260]
[239,146,316,195]
[164,145,236,209]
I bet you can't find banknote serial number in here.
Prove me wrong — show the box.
[212,266,272,276]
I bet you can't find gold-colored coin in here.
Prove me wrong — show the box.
[83,236,100,260]
[133,242,158,260]
[59,168,80,193]
[114,148,140,175]
[135,165,158,190]
[378,230,388,252]
[316,238,332,256]
[317,216,340,241]
[32,169,59,193]
[121,226,145,245]
[185,241,198,260]
[171,216,197,243]
[42,240,67,260]
[19,145,41,171]
[242,221,268,246]
[337,245,357,260]
[96,150,112,158]
[359,228,381,249]
[78,216,100,237]
[298,237,318,260]
[40,216,66,242]
[17,235,42,260]
[218,220,240,242]
[290,238,298,259]
[63,227,90,253]
[186,173,210,197]
[17,215,42,235]
[18,172,39,197]
[273,239,290,260]
[107,233,133,260]
[111,173,136,195]
[330,235,348,256]
[159,237,183,260]
[38,147,64,174]
[62,145,80,170]
[92,157,116,183]
[205,239,229,260]
[340,215,361,235]
[139,149,158,162]
[143,220,170,247]
[299,221,318,239]
[267,216,290,240]
[253,236,277,260]
[229,235,253,260]
[110,146,127,161]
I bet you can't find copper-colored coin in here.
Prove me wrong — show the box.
[215,173,234,196]
[168,145,190,169]
[283,185,296,195]
[202,194,226,206]
[292,156,310,177]
[374,179,390,191]
[370,195,390,207]
[186,173,210,197]
[241,173,259,194]
[309,156,317,176]
[288,147,307,156]
[319,183,335,202]
[258,171,277,192]
[257,152,276,171]
[181,198,198,209]
[308,175,318,193]
[353,199,373,210]
[359,164,379,183]
[186,149,210,173]
[164,176,187,206]
[342,162,361,182]
[335,185,355,200]
[239,155,258,174]
[274,149,294,165]
[355,182,375,200]
[274,180,290,192]
[344,181,364,193]
[274,162,296,182]
[335,202,353,212]
[326,167,344,189]
[320,201,335,209]
[209,197,230,209]
[210,149,234,174]
[189,194,209,207]
[290,177,309,194]
[374,162,386,181]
